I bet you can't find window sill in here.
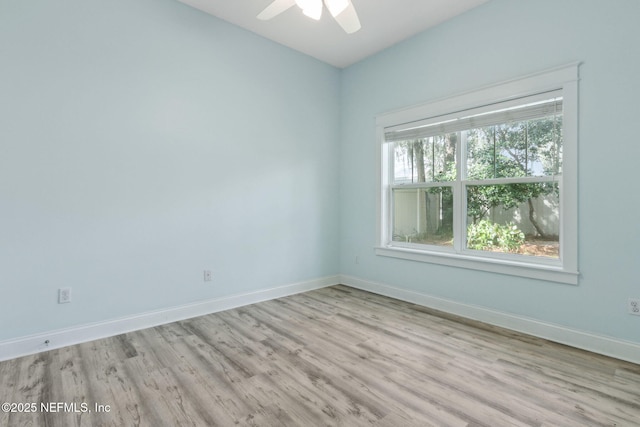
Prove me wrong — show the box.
[375,246,579,285]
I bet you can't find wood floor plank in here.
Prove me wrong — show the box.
[1,284,639,426]
[164,336,257,424]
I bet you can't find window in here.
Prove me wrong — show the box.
[376,65,579,284]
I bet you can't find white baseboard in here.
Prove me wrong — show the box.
[339,274,640,365]
[0,275,340,362]
[4,274,638,366]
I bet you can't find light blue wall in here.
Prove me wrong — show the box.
[0,0,340,340]
[340,0,640,343]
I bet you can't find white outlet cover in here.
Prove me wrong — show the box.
[58,288,71,304]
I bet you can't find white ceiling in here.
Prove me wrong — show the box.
[177,0,490,68]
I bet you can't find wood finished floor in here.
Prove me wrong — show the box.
[1,285,639,427]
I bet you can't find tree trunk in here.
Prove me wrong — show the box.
[413,141,427,235]
[440,134,456,233]
[413,141,426,183]
[527,198,547,238]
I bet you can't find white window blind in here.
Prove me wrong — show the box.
[384,90,563,143]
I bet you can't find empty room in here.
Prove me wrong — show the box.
[1,0,639,425]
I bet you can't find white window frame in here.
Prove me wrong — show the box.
[375,64,579,285]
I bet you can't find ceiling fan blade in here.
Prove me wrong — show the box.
[324,0,348,17]
[257,0,296,20]
[332,1,361,34]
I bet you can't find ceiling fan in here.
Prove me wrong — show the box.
[257,0,361,34]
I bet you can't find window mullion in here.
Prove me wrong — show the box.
[453,131,465,253]
[464,175,559,186]
[388,142,397,245]
[382,140,394,246]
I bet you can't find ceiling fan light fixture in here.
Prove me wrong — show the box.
[296,0,322,20]
[324,0,349,17]
[303,9,322,20]
[258,0,360,33]
[303,4,323,20]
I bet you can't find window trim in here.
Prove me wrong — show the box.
[375,64,580,285]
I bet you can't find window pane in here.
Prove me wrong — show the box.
[393,187,453,246]
[526,116,563,176]
[393,135,456,184]
[466,183,559,258]
[466,115,562,180]
[466,127,498,180]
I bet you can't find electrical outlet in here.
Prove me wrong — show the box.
[204,270,212,282]
[58,288,71,304]
[629,298,640,316]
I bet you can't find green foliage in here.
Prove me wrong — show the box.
[465,119,562,226]
[467,220,525,252]
[393,114,561,241]
[466,182,558,224]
